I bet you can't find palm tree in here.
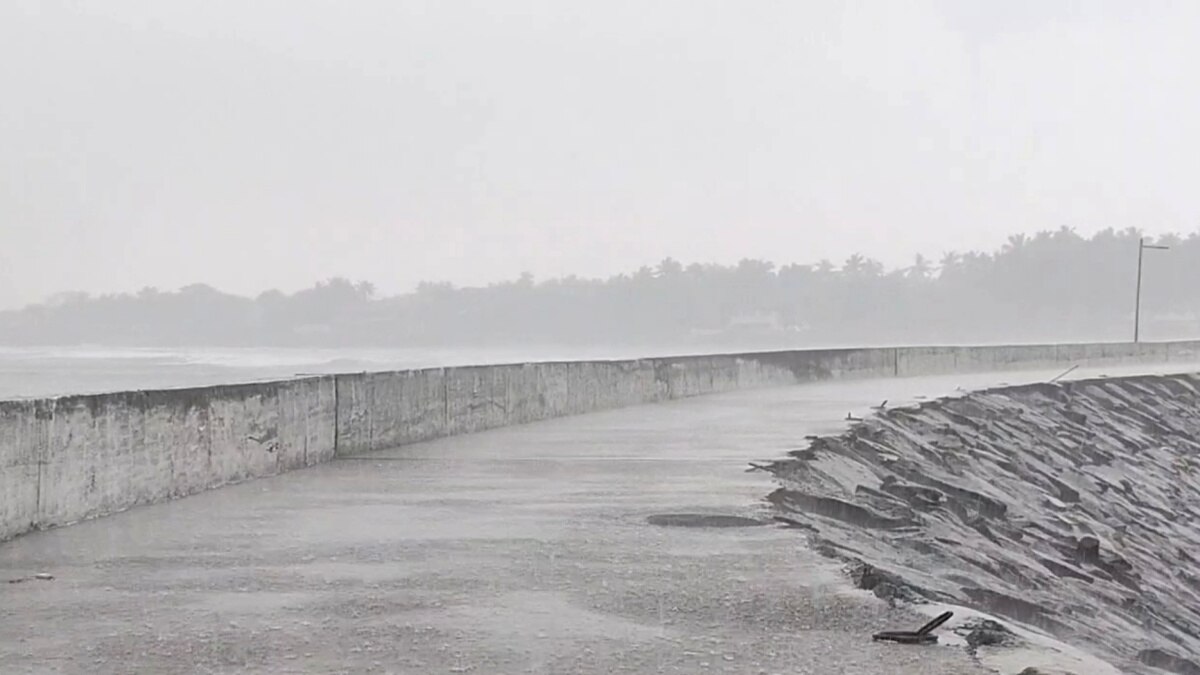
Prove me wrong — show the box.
[938,251,962,275]
[1002,233,1028,254]
[907,254,933,280]
[656,257,684,278]
[842,254,867,277]
[355,281,377,299]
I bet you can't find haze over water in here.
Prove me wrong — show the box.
[5,1,1200,309]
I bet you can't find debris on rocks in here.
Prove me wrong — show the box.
[958,617,1021,651]
[845,561,925,604]
[872,610,953,645]
[7,572,54,584]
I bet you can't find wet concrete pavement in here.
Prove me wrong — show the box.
[2,364,1193,674]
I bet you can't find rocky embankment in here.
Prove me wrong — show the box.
[764,373,1200,674]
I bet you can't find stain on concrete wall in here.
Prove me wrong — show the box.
[331,341,1200,458]
[331,355,805,456]
[0,400,40,541]
[0,377,335,539]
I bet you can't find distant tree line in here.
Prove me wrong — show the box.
[2,227,1198,349]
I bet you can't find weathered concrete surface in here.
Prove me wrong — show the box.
[332,339,1200,457]
[893,340,1192,376]
[330,356,805,455]
[0,401,40,541]
[0,378,336,541]
[5,340,1199,543]
[2,364,1191,674]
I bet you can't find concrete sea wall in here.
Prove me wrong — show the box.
[0,378,336,541]
[3,339,1200,541]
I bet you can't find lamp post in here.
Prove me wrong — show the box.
[1134,237,1170,343]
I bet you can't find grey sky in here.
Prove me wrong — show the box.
[3,0,1198,308]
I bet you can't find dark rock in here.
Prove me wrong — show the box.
[968,518,1002,545]
[1036,557,1094,583]
[879,481,945,510]
[1076,536,1101,564]
[1138,648,1200,675]
[1050,476,1081,503]
[919,477,1009,519]
[1177,569,1200,593]
[788,447,818,461]
[961,618,1019,649]
[960,587,1067,635]
[1102,552,1134,574]
[1098,553,1141,591]
[848,561,890,591]
[846,561,924,603]
[767,489,915,530]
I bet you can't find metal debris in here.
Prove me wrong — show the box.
[872,610,953,645]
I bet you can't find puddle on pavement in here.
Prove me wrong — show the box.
[646,513,765,528]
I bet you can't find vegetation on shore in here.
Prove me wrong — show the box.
[3,227,1197,348]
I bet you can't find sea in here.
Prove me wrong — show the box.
[0,345,678,401]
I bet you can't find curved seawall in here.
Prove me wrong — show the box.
[765,373,1200,673]
[2,339,1199,542]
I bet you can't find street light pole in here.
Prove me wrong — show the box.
[1134,236,1170,343]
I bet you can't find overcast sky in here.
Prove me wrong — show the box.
[3,0,1199,308]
